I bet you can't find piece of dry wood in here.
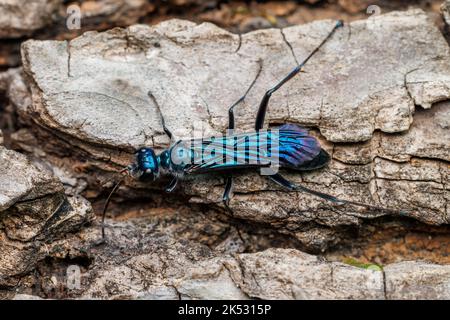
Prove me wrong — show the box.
[0,0,61,38]
[0,146,93,286]
[9,10,448,251]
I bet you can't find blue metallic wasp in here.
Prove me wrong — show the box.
[102,20,402,240]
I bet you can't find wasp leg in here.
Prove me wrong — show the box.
[165,176,178,193]
[268,173,344,204]
[254,20,343,130]
[227,59,263,129]
[222,176,233,212]
[268,173,407,215]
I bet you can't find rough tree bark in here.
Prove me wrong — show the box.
[0,146,93,287]
[14,9,450,245]
[0,0,61,38]
[0,8,449,299]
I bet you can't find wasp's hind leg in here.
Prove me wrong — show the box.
[268,173,407,216]
[268,173,344,204]
[227,59,263,129]
[254,20,343,130]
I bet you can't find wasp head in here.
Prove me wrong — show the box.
[129,147,160,181]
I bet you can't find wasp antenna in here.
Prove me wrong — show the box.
[101,179,123,241]
[101,168,128,241]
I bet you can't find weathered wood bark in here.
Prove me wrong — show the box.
[9,9,449,249]
[6,216,450,300]
[0,146,93,287]
[0,8,449,299]
[0,0,61,38]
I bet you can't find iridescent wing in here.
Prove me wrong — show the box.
[276,124,330,171]
[170,124,326,174]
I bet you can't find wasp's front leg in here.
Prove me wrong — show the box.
[165,176,179,193]
[222,175,233,212]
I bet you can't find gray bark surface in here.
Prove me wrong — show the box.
[12,9,449,248]
[0,9,449,299]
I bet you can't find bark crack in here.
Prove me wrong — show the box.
[198,95,216,132]
[147,91,172,141]
[347,23,352,41]
[234,254,262,295]
[280,28,299,65]
[318,96,325,128]
[234,33,242,54]
[221,261,251,299]
[66,41,72,78]
[382,268,388,300]
[403,67,420,106]
[169,284,182,300]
